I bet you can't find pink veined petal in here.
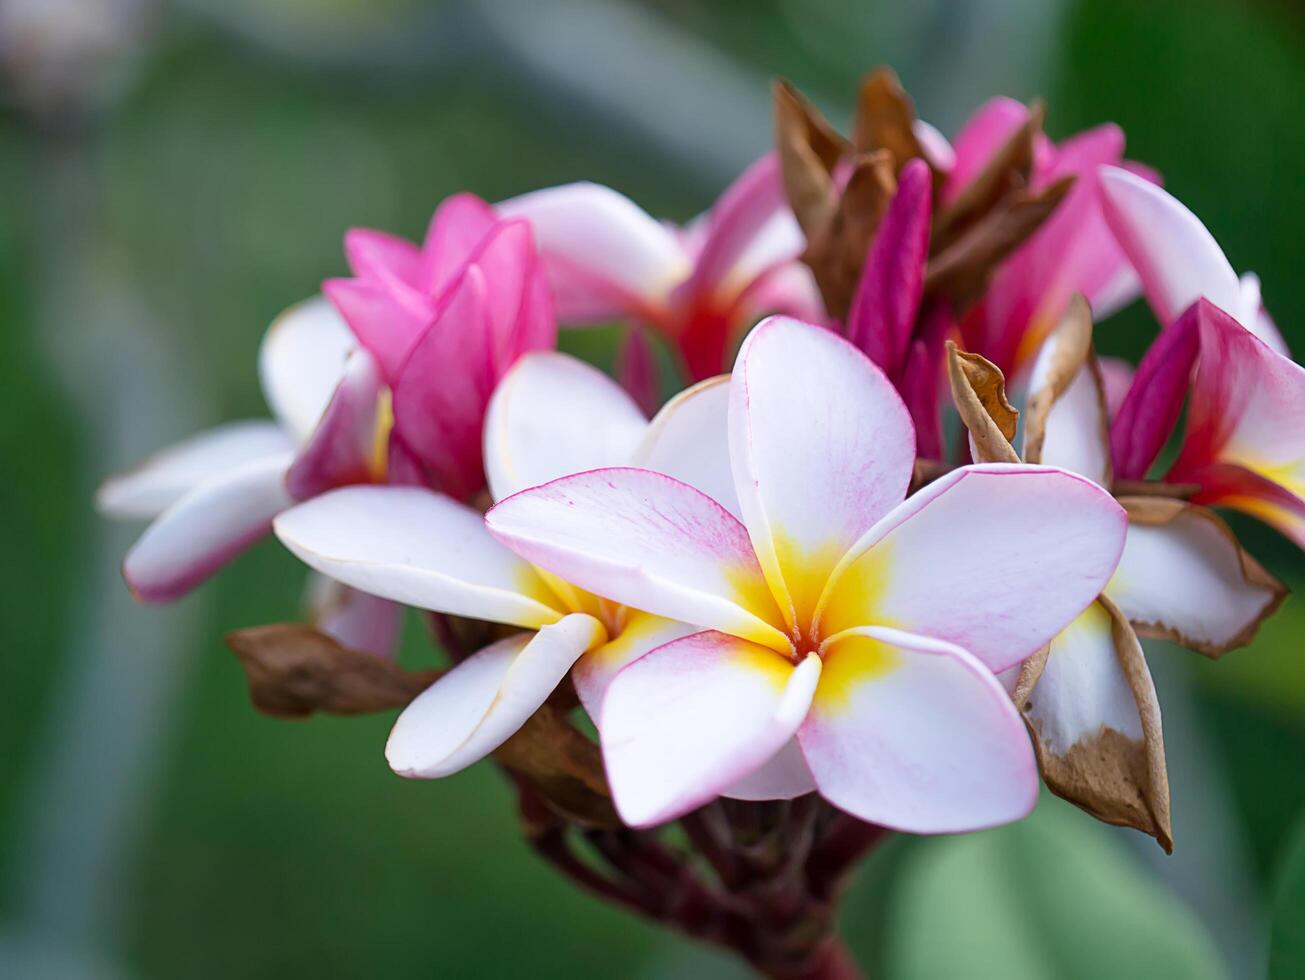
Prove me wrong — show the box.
[573,611,695,725]
[685,153,801,308]
[123,451,295,603]
[486,468,790,652]
[343,227,423,290]
[846,158,932,377]
[1109,303,1201,480]
[1098,356,1135,420]
[818,464,1127,674]
[419,192,499,298]
[721,737,818,802]
[484,351,647,503]
[799,625,1036,833]
[616,324,661,418]
[273,485,564,629]
[637,375,740,519]
[387,613,605,778]
[1098,166,1245,330]
[306,574,403,659]
[96,420,293,520]
[321,277,432,383]
[942,97,1030,201]
[391,265,495,502]
[730,317,915,631]
[1108,505,1282,654]
[497,182,691,324]
[600,631,820,827]
[285,349,385,500]
[912,118,956,172]
[258,296,357,443]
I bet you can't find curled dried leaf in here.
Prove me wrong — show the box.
[923,175,1075,310]
[226,624,441,718]
[496,704,620,829]
[1016,596,1173,852]
[1021,293,1100,468]
[853,67,924,169]
[773,79,848,237]
[945,341,1019,464]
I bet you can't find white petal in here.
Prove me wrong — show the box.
[635,375,739,518]
[258,296,357,443]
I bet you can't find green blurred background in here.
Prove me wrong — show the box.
[3,1,1305,977]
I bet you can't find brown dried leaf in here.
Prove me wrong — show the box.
[923,175,1075,310]
[226,624,442,718]
[1016,596,1173,852]
[945,341,1019,464]
[773,79,848,237]
[495,704,621,829]
[1117,497,1289,658]
[802,150,897,319]
[931,101,1044,250]
[853,67,924,168]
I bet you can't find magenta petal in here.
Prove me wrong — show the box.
[343,228,423,288]
[285,350,385,500]
[322,277,431,382]
[465,219,557,373]
[617,325,661,417]
[846,158,932,376]
[1110,302,1201,480]
[420,192,499,298]
[392,266,494,502]
[897,301,953,461]
[1184,463,1305,549]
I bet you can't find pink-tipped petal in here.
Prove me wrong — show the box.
[123,452,294,603]
[573,611,694,725]
[847,158,932,376]
[258,296,357,443]
[419,192,499,297]
[484,351,646,503]
[636,375,739,518]
[96,420,293,520]
[487,468,790,651]
[306,574,403,659]
[274,486,564,629]
[343,228,422,289]
[730,317,915,630]
[387,613,605,778]
[285,349,386,500]
[819,465,1127,673]
[498,182,690,323]
[912,118,955,172]
[800,626,1036,833]
[601,631,820,827]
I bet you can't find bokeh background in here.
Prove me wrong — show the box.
[3,0,1305,977]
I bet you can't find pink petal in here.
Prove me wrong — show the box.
[1109,303,1201,480]
[306,574,403,659]
[419,192,499,298]
[600,631,820,826]
[321,277,431,383]
[1182,463,1305,550]
[819,464,1127,673]
[97,420,293,520]
[730,317,915,630]
[391,266,494,502]
[1098,356,1135,419]
[387,614,605,778]
[942,97,1030,201]
[912,118,956,172]
[800,626,1036,833]
[486,468,790,651]
[846,158,932,377]
[258,296,357,442]
[896,301,954,461]
[636,375,739,518]
[573,611,694,724]
[343,228,423,289]
[285,350,385,500]
[616,324,661,417]
[123,452,294,603]
[734,261,825,326]
[497,182,690,323]
[484,351,647,502]
[273,486,564,629]
[464,218,557,375]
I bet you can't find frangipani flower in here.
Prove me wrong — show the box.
[1098,165,1288,354]
[97,298,401,653]
[487,317,1128,830]
[951,299,1285,851]
[498,154,821,385]
[324,194,556,501]
[269,351,749,778]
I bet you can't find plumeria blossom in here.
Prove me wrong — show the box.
[324,194,556,501]
[487,316,1128,831]
[268,351,757,778]
[953,300,1284,851]
[1098,165,1288,354]
[97,298,402,653]
[498,154,822,387]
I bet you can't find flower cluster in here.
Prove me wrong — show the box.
[100,65,1301,971]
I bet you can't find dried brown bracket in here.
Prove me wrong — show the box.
[775,67,1073,320]
[227,618,885,980]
